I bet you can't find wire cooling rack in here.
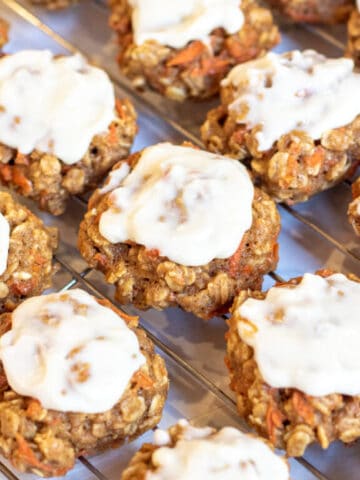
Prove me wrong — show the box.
[0,1,359,478]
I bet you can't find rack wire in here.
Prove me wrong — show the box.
[0,1,358,478]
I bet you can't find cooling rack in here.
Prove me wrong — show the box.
[0,0,358,478]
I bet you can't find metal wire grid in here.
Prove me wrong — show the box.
[0,1,358,478]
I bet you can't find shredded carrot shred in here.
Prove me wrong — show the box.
[12,166,33,195]
[15,434,68,476]
[107,123,118,145]
[133,370,154,390]
[292,391,314,424]
[167,41,206,67]
[266,402,284,444]
[115,99,126,119]
[228,238,246,278]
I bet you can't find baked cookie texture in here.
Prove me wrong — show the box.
[0,301,169,477]
[78,147,280,320]
[0,99,137,216]
[348,176,360,235]
[109,0,280,101]
[0,191,58,313]
[226,270,360,457]
[267,0,354,23]
[347,8,360,67]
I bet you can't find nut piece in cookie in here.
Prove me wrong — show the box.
[0,289,168,476]
[78,142,280,320]
[0,50,137,215]
[226,270,360,456]
[0,191,58,312]
[202,49,360,204]
[266,0,353,24]
[109,0,280,101]
[348,176,360,234]
[121,419,289,479]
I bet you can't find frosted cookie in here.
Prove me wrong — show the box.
[0,50,137,215]
[267,0,353,23]
[109,0,280,101]
[121,420,290,479]
[347,2,360,66]
[202,50,360,204]
[0,289,168,476]
[348,176,360,234]
[0,191,58,312]
[78,142,280,320]
[226,270,360,456]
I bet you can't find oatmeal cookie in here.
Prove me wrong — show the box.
[78,143,280,320]
[0,191,58,312]
[121,420,289,479]
[109,0,280,101]
[0,290,169,476]
[267,0,353,23]
[0,51,137,215]
[226,270,360,456]
[202,50,360,204]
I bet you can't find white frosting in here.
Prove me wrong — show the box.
[0,213,10,276]
[237,273,360,396]
[222,50,360,151]
[0,289,145,413]
[147,421,289,480]
[0,50,115,165]
[129,0,244,49]
[99,162,130,194]
[99,143,254,267]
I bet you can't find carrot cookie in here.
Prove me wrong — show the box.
[122,419,289,479]
[267,0,353,23]
[78,142,280,320]
[0,191,58,313]
[226,270,360,456]
[348,176,360,234]
[0,50,137,215]
[202,50,360,204]
[109,0,280,101]
[0,289,168,476]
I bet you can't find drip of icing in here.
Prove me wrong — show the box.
[129,0,244,49]
[0,289,145,413]
[147,420,289,480]
[222,50,360,151]
[0,50,115,165]
[237,273,360,396]
[99,143,254,267]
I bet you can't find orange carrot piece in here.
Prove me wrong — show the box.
[167,41,206,67]
[292,391,314,424]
